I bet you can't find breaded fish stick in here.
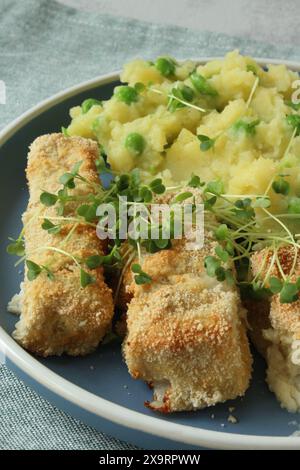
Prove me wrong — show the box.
[249,247,300,412]
[13,134,114,356]
[123,238,252,412]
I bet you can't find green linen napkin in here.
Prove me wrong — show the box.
[1,0,300,450]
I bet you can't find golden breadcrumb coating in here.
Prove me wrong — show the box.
[13,133,114,356]
[249,247,300,412]
[123,238,252,412]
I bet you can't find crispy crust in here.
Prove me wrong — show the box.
[123,239,252,412]
[13,134,114,356]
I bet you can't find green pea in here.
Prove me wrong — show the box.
[81,98,102,114]
[115,86,138,105]
[155,57,175,78]
[288,197,300,214]
[125,133,145,156]
[190,72,218,96]
[180,85,194,102]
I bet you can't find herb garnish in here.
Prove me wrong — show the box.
[8,157,300,303]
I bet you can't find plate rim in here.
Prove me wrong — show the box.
[1,57,300,450]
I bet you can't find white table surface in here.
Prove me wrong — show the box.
[59,0,299,46]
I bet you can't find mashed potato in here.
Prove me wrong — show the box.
[66,50,300,207]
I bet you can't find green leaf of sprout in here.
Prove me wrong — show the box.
[280,282,299,303]
[139,186,153,203]
[80,269,95,288]
[288,197,300,214]
[59,172,75,189]
[85,255,103,269]
[215,266,226,281]
[40,192,58,207]
[173,191,193,203]
[252,197,271,208]
[215,245,229,262]
[41,219,61,235]
[205,180,224,195]
[149,178,165,194]
[269,277,283,294]
[77,204,97,222]
[214,224,229,241]
[188,174,205,188]
[204,195,217,210]
[131,263,142,274]
[204,256,221,277]
[232,119,260,135]
[26,260,42,281]
[6,239,25,257]
[272,178,290,196]
[135,273,152,285]
[131,263,152,284]
[197,134,215,151]
[225,241,235,256]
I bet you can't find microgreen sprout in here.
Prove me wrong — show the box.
[26,260,54,281]
[40,191,58,207]
[272,177,290,196]
[131,263,152,285]
[41,218,61,235]
[167,85,195,112]
[197,134,216,151]
[149,86,206,113]
[232,119,260,135]
[80,269,95,288]
[7,235,25,257]
[188,174,205,188]
[9,158,300,300]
